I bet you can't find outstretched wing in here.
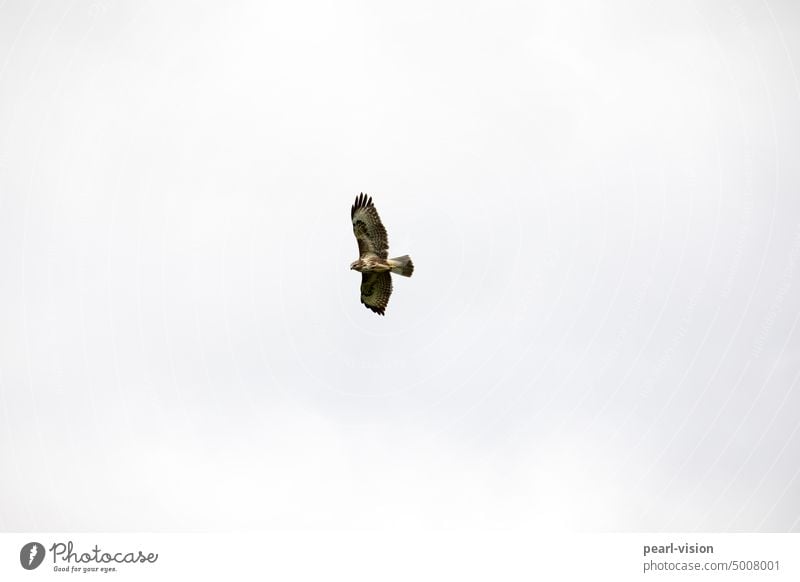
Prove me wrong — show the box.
[351,192,388,259]
[360,272,392,315]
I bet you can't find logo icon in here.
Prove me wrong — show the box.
[20,542,45,570]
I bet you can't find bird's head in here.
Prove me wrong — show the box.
[350,260,360,271]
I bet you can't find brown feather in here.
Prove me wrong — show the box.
[351,193,389,259]
[360,272,392,315]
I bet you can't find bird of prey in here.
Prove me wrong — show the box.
[350,193,414,315]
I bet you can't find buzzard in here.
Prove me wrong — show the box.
[350,193,414,315]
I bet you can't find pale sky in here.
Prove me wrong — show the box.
[1,0,799,531]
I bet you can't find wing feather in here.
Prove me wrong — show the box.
[360,272,392,315]
[351,192,388,259]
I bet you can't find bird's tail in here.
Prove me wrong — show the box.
[388,255,414,277]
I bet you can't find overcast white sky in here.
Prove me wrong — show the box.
[1,0,799,532]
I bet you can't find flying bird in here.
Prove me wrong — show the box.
[350,193,414,315]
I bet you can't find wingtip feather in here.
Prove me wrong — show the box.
[352,191,375,218]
